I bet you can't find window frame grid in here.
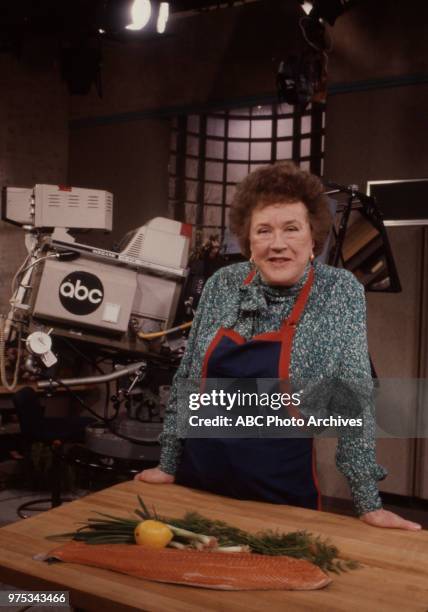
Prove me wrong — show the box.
[169,103,325,244]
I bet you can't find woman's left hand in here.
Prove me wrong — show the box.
[360,509,422,530]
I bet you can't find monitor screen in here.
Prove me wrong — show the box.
[367,179,428,226]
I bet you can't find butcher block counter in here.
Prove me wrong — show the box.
[0,482,426,612]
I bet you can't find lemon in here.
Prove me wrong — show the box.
[134,520,173,549]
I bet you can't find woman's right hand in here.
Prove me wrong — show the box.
[134,466,175,484]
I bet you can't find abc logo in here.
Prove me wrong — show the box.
[59,271,104,316]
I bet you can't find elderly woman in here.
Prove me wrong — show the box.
[136,162,420,531]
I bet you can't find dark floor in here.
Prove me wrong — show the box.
[0,487,75,612]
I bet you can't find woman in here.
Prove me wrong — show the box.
[136,162,420,530]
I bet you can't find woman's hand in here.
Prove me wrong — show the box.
[134,466,175,484]
[360,509,422,530]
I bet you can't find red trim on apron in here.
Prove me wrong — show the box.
[208,267,315,378]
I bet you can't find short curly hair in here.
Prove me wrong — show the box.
[229,161,333,258]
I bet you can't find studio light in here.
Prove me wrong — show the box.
[157,2,169,34]
[126,0,152,30]
[300,1,313,16]
[278,0,361,108]
[125,0,170,33]
[96,0,169,35]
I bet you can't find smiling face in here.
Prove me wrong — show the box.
[249,201,314,287]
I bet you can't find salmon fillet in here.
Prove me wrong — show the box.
[47,542,332,590]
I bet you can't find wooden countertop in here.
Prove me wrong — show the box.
[0,482,427,612]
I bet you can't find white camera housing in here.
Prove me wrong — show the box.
[2,184,113,231]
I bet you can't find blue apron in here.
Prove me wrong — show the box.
[176,267,321,510]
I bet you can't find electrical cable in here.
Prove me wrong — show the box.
[137,320,192,340]
[13,251,78,288]
[47,378,119,424]
[0,317,23,391]
[299,16,333,53]
[10,252,32,294]
[57,336,111,415]
[49,378,160,446]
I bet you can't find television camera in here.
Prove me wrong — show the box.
[1,184,192,465]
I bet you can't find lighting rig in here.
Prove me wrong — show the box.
[277,0,364,109]
[324,182,401,293]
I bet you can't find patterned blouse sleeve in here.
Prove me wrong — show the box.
[158,272,219,475]
[334,274,388,516]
